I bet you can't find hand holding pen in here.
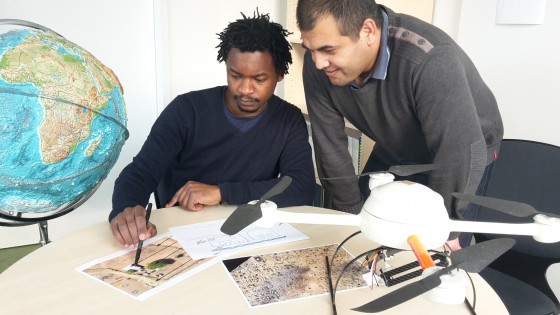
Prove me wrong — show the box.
[109,203,158,248]
[133,203,152,267]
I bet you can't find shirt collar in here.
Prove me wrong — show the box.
[351,10,390,88]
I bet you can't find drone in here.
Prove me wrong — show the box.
[219,165,560,313]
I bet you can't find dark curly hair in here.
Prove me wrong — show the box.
[216,9,293,76]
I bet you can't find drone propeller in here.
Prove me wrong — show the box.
[452,193,559,219]
[220,176,292,235]
[352,238,515,313]
[319,164,438,181]
[385,164,439,177]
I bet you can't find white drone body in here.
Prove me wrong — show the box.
[254,173,560,250]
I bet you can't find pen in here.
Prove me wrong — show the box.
[133,202,152,267]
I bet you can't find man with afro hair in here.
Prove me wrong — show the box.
[110,10,315,248]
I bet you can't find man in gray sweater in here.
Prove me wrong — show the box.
[296,0,503,249]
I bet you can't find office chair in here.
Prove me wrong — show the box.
[154,181,167,209]
[313,183,334,209]
[473,139,560,315]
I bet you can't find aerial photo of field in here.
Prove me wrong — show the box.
[81,236,212,298]
[223,244,367,307]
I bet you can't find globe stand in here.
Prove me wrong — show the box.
[0,183,100,246]
[0,220,49,246]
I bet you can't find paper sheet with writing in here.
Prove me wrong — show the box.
[169,220,309,260]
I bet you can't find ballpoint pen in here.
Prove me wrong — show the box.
[133,202,152,267]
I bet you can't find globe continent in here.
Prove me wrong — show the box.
[0,26,127,213]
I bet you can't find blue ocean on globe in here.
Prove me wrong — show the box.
[0,26,127,213]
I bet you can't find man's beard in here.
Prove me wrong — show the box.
[233,94,260,113]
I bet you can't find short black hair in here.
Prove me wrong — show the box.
[216,9,293,76]
[296,0,383,40]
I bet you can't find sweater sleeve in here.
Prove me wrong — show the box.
[413,44,489,220]
[302,51,364,214]
[109,97,189,222]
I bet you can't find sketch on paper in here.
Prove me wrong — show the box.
[169,220,308,260]
[77,235,215,300]
[222,244,367,307]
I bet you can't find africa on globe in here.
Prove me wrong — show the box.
[0,20,128,214]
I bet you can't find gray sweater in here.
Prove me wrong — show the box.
[303,7,503,219]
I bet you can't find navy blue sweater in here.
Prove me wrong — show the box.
[110,86,315,221]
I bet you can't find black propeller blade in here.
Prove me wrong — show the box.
[220,176,292,235]
[386,164,439,177]
[452,193,558,218]
[352,238,515,313]
[450,237,515,273]
[319,164,438,181]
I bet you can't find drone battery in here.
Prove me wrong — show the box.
[379,253,448,287]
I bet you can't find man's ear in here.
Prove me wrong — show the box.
[277,74,284,82]
[361,18,378,45]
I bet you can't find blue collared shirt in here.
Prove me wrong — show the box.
[351,10,390,89]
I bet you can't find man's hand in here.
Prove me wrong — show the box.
[445,238,462,251]
[110,205,157,248]
[166,181,221,211]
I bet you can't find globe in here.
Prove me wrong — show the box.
[0,20,128,216]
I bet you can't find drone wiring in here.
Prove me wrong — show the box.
[325,256,337,315]
[330,247,383,314]
[367,252,381,289]
[329,231,362,266]
[464,270,478,314]
[360,251,379,269]
[325,231,385,314]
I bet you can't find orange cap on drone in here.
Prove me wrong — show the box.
[407,235,436,270]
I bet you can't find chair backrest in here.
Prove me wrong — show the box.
[475,139,560,257]
[154,181,167,209]
[474,139,560,306]
[313,183,334,209]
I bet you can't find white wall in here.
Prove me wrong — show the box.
[0,0,286,248]
[164,0,286,106]
[434,0,560,299]
[436,0,560,147]
[0,0,159,247]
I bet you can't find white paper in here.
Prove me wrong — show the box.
[168,220,309,260]
[75,233,218,301]
[496,0,547,25]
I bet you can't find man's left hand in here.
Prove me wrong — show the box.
[166,181,221,211]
